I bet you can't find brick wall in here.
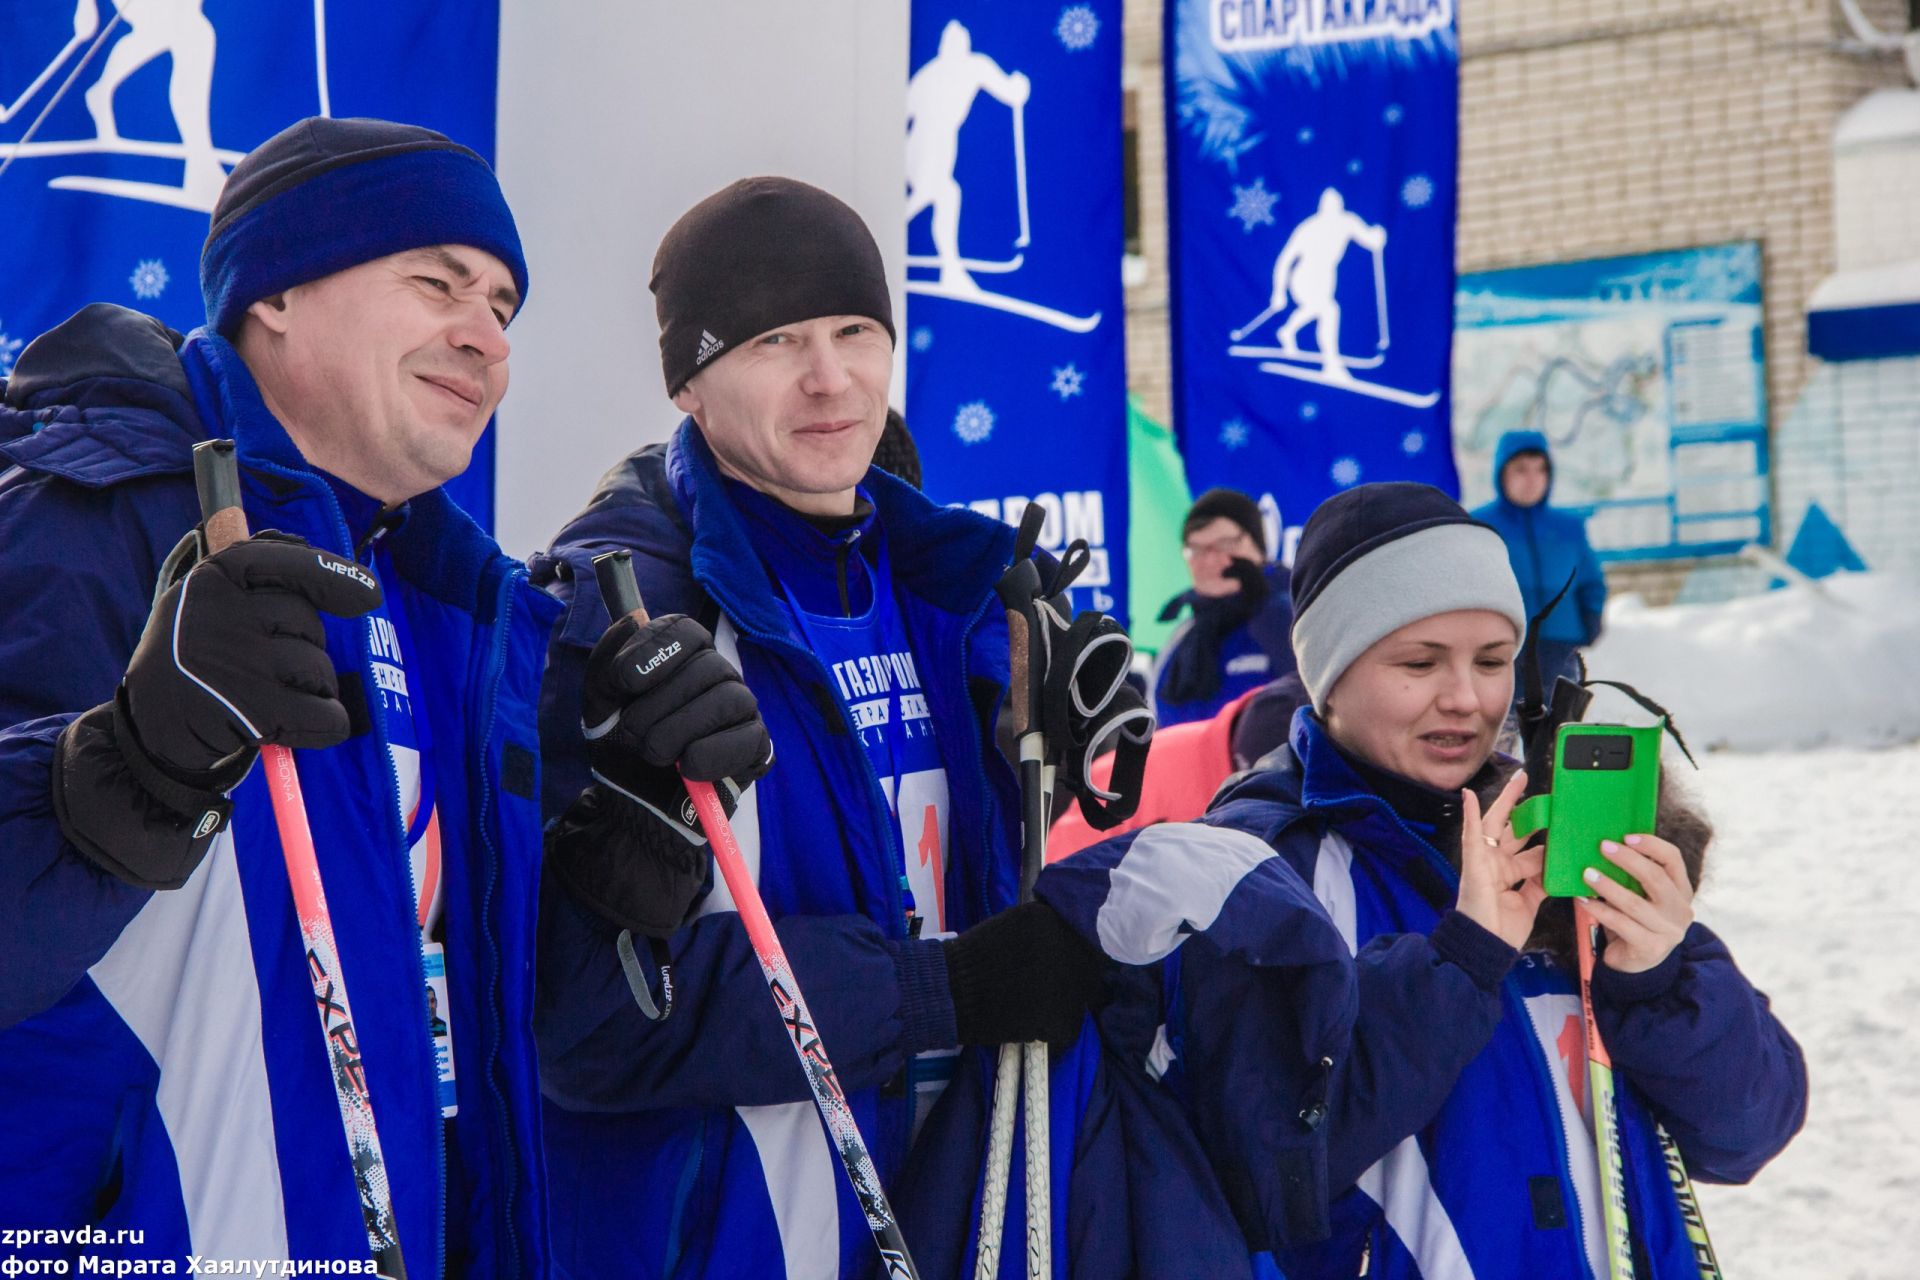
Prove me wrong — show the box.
[1120,0,1911,603]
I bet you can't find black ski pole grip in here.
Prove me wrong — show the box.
[192,439,250,552]
[593,550,649,625]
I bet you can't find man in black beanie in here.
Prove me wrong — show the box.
[530,176,1116,1277]
[0,117,573,1273]
[1150,486,1299,728]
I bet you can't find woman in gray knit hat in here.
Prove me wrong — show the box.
[1200,480,1804,1280]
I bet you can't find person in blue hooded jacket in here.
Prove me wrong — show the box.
[1193,481,1805,1280]
[0,118,572,1276]
[530,178,1127,1279]
[1471,430,1608,690]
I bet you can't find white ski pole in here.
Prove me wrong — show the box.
[1011,97,1031,250]
[1372,243,1390,351]
[0,0,99,123]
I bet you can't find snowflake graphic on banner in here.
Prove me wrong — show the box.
[1296,127,1314,145]
[1227,177,1278,233]
[1299,401,1319,421]
[1330,457,1362,487]
[0,323,23,378]
[953,400,995,445]
[1401,431,1426,455]
[129,259,170,300]
[1219,419,1250,450]
[1401,174,1435,209]
[1050,364,1085,401]
[1056,5,1099,51]
[910,326,934,353]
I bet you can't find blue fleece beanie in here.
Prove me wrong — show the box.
[201,117,527,335]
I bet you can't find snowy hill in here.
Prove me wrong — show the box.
[1583,571,1920,751]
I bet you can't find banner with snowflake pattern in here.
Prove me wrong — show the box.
[905,0,1131,622]
[0,3,502,527]
[1166,0,1461,555]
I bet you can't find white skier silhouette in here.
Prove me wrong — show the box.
[904,20,1100,334]
[1226,187,1437,409]
[0,0,333,213]
[76,0,225,207]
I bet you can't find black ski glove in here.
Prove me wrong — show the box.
[944,900,1109,1052]
[125,529,382,773]
[52,529,382,890]
[550,612,774,936]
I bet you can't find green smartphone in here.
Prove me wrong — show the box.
[1509,721,1663,898]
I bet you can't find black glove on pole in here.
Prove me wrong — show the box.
[944,900,1108,1053]
[53,523,381,890]
[547,609,773,944]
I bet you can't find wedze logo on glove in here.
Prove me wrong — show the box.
[636,640,682,677]
[315,553,377,592]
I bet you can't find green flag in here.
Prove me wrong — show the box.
[1127,395,1194,656]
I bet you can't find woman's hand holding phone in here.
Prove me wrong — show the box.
[1581,834,1695,973]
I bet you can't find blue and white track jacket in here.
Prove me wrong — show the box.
[1202,710,1807,1280]
[0,307,559,1276]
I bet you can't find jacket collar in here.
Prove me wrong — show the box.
[664,417,1015,640]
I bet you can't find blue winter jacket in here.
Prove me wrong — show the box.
[1470,431,1607,645]
[531,421,1036,1278]
[1201,710,1807,1280]
[1151,564,1298,728]
[0,306,559,1276]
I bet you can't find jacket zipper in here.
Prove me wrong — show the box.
[473,569,524,1276]
[281,463,447,1279]
[1317,787,1595,1279]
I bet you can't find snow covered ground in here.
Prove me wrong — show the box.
[1584,571,1920,751]
[1571,573,1919,1271]
[1668,745,1920,1276]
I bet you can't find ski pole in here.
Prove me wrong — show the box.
[0,0,100,123]
[976,504,1052,1280]
[1011,96,1031,250]
[1372,243,1390,350]
[592,550,921,1280]
[1656,1124,1725,1279]
[192,440,407,1280]
[1575,902,1635,1280]
[1229,300,1284,345]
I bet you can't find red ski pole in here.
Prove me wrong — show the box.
[591,550,921,1280]
[192,440,406,1279]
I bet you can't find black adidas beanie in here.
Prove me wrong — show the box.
[1290,482,1526,712]
[1183,488,1267,557]
[651,177,895,395]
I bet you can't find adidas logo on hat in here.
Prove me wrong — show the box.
[695,330,725,365]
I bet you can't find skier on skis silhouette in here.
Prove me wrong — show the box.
[80,0,224,203]
[1270,187,1386,383]
[906,19,1030,293]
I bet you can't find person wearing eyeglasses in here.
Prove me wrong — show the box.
[1151,488,1298,727]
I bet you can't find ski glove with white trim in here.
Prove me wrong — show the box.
[52,529,382,890]
[552,612,774,937]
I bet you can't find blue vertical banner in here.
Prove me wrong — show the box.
[0,2,502,527]
[906,1,1130,621]
[1167,0,1461,553]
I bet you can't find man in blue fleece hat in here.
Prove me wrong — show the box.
[0,117,597,1274]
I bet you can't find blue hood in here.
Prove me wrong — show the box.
[1490,429,1553,507]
